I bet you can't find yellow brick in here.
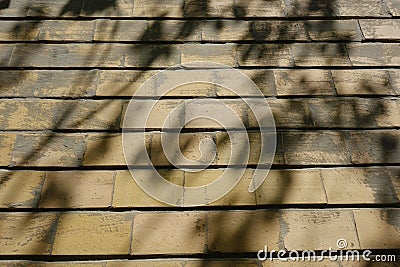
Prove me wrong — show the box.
[207,210,281,252]
[293,44,350,66]
[236,0,285,17]
[281,210,359,250]
[52,212,133,255]
[112,170,184,207]
[184,0,235,17]
[0,213,59,255]
[81,0,134,17]
[354,209,400,249]
[253,21,308,41]
[94,20,148,41]
[201,21,253,41]
[131,212,206,254]
[39,20,95,41]
[39,171,114,208]
[237,44,293,67]
[182,44,237,67]
[306,20,362,41]
[133,0,183,17]
[360,19,400,40]
[0,21,40,41]
[0,171,44,208]
[83,134,125,166]
[0,133,16,166]
[256,169,326,204]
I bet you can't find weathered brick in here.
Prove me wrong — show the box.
[182,44,236,67]
[0,213,59,255]
[235,0,285,17]
[207,210,281,252]
[350,131,400,164]
[131,212,206,254]
[96,70,157,97]
[322,168,399,204]
[347,43,400,66]
[0,44,14,67]
[27,0,83,17]
[282,210,360,250]
[386,0,400,16]
[332,70,395,95]
[0,21,40,41]
[353,209,400,249]
[274,70,333,96]
[389,69,400,95]
[81,0,134,17]
[133,0,184,17]
[52,212,133,255]
[360,19,400,40]
[126,44,181,67]
[256,169,326,204]
[253,21,308,41]
[55,100,123,130]
[283,132,351,165]
[239,70,276,96]
[0,0,29,17]
[293,44,350,66]
[0,133,16,166]
[184,0,235,17]
[151,132,215,166]
[201,20,253,41]
[83,134,124,166]
[39,171,114,208]
[65,44,125,67]
[11,134,85,167]
[184,169,256,206]
[237,44,293,67]
[306,20,362,41]
[0,171,44,208]
[0,100,58,130]
[374,99,400,127]
[94,20,148,41]
[112,170,184,207]
[39,20,95,41]
[146,20,201,41]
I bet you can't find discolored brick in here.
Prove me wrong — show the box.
[292,43,350,66]
[347,43,400,66]
[360,19,400,40]
[306,20,363,41]
[39,20,95,41]
[94,20,148,41]
[237,44,293,67]
[0,21,41,41]
[182,44,237,67]
[0,133,16,166]
[133,0,184,17]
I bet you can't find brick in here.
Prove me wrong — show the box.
[256,169,326,205]
[94,20,148,41]
[0,70,97,97]
[287,0,338,17]
[81,0,134,17]
[0,133,16,166]
[131,212,206,254]
[145,20,201,41]
[386,0,400,16]
[151,132,215,166]
[107,261,185,267]
[322,168,399,204]
[354,209,400,249]
[202,20,253,41]
[360,19,400,40]
[239,70,276,96]
[182,44,236,67]
[235,0,285,17]
[0,44,14,67]
[83,134,124,166]
[282,210,359,250]
[0,100,58,130]
[184,169,256,206]
[274,70,333,96]
[39,20,95,41]
[332,70,395,95]
[374,99,400,127]
[293,44,350,67]
[55,100,123,130]
[126,44,181,67]
[0,213,59,255]
[39,171,114,208]
[65,44,125,67]
[389,69,400,95]
[27,0,83,17]
[306,20,362,41]
[0,171,44,208]
[133,0,183,17]
[216,131,285,165]
[283,132,350,165]
[0,21,40,41]
[207,210,281,252]
[237,44,293,67]
[112,170,184,207]
[96,70,157,97]
[333,0,389,17]
[11,134,85,167]
[350,131,400,164]
[52,212,133,255]
[184,0,235,17]
[0,0,29,17]
[253,21,308,41]
[347,43,400,66]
